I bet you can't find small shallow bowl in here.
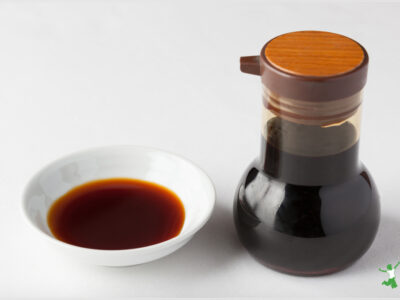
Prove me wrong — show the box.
[22,145,215,266]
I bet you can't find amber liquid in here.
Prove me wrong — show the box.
[48,178,185,250]
[234,118,380,275]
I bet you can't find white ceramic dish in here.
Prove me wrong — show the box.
[22,145,215,266]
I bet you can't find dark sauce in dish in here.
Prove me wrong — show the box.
[47,178,185,250]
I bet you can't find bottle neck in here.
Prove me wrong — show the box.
[260,95,362,186]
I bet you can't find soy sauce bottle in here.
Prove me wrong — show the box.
[234,31,380,276]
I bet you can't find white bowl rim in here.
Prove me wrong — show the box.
[22,144,216,255]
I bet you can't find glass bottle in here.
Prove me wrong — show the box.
[233,31,380,276]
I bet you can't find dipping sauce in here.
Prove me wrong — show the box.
[47,178,185,250]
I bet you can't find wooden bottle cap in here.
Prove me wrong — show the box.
[265,31,365,77]
[241,31,369,101]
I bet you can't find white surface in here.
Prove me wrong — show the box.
[1,0,400,298]
[23,145,215,266]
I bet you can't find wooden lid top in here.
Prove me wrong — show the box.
[239,31,370,101]
[265,31,365,77]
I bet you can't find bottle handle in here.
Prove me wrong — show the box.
[240,56,261,76]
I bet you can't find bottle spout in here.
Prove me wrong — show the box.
[240,56,261,76]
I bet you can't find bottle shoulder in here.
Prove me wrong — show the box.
[241,159,376,191]
[235,160,380,237]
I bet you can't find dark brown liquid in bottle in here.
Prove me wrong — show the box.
[48,178,185,250]
[261,117,360,186]
[234,118,380,275]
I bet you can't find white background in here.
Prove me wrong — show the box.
[1,0,400,298]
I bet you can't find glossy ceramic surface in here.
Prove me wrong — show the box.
[23,145,215,266]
